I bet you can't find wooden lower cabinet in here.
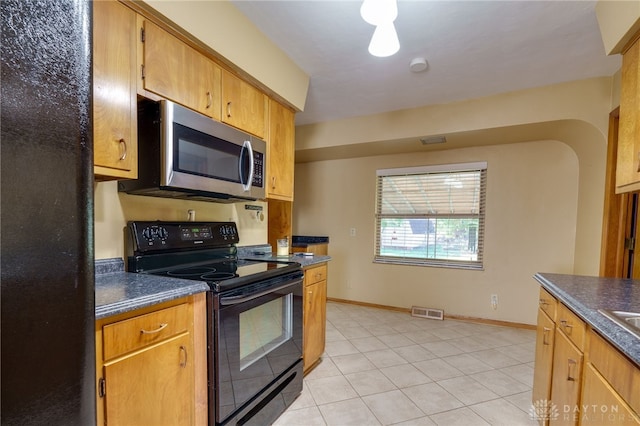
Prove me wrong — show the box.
[549,329,584,426]
[581,363,640,425]
[533,307,555,407]
[533,286,640,426]
[96,293,207,426]
[303,263,327,373]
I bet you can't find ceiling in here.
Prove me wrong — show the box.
[231,0,621,126]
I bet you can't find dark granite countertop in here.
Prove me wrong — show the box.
[238,244,331,268]
[95,258,209,320]
[534,273,640,367]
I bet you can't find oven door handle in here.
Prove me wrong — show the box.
[220,280,300,306]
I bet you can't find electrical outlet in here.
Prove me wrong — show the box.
[491,294,498,310]
[350,227,356,237]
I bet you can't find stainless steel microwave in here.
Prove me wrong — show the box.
[119,99,266,202]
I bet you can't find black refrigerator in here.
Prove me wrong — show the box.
[1,1,96,425]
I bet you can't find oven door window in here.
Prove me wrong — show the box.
[239,294,292,370]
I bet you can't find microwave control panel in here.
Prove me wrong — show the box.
[253,151,264,188]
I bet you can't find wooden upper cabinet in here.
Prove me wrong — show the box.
[267,99,295,200]
[93,0,137,180]
[221,69,267,138]
[616,36,640,193]
[141,20,221,120]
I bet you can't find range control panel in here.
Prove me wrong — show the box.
[129,221,239,252]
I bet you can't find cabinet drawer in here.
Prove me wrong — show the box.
[589,329,640,416]
[103,303,189,360]
[556,302,586,351]
[305,264,327,286]
[539,287,557,322]
[581,362,640,425]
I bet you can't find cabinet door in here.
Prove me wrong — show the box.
[93,0,137,179]
[267,99,295,200]
[142,20,221,120]
[533,308,555,407]
[550,329,583,426]
[616,37,640,193]
[303,279,326,372]
[581,363,640,425]
[104,333,194,426]
[221,69,266,138]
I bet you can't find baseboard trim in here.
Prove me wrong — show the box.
[326,297,536,330]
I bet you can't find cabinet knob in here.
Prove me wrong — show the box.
[118,138,127,161]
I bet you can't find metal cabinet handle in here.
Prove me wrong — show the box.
[539,298,548,306]
[179,345,187,368]
[206,91,212,109]
[226,101,232,118]
[140,323,168,334]
[118,138,127,161]
[542,327,551,345]
[560,319,573,330]
[637,151,640,173]
[567,358,577,381]
[271,176,276,189]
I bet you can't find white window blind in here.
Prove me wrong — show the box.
[375,162,487,269]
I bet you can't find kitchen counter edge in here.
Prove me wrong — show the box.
[95,258,209,320]
[534,272,640,367]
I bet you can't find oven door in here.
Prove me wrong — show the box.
[210,273,303,425]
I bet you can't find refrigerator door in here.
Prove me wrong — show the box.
[1,1,95,424]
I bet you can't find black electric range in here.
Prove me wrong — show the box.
[125,221,304,426]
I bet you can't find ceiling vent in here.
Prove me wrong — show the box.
[420,135,447,145]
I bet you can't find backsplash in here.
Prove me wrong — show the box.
[94,181,267,260]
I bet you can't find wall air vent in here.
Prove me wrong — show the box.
[411,306,444,320]
[420,135,447,145]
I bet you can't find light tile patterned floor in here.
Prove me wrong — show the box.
[275,301,538,426]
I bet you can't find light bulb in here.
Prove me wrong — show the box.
[360,0,398,26]
[368,22,400,57]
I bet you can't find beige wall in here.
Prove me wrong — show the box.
[293,77,617,325]
[294,141,578,325]
[94,181,267,260]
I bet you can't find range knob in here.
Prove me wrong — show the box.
[159,227,169,240]
[142,227,153,241]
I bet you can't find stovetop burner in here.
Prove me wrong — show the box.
[167,267,217,278]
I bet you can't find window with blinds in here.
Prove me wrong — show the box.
[375,162,487,269]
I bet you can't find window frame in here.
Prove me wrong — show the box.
[374,161,487,270]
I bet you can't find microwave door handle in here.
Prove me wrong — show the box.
[240,140,254,192]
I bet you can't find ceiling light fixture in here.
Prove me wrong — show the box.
[361,0,400,57]
[360,0,397,26]
[369,22,400,57]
